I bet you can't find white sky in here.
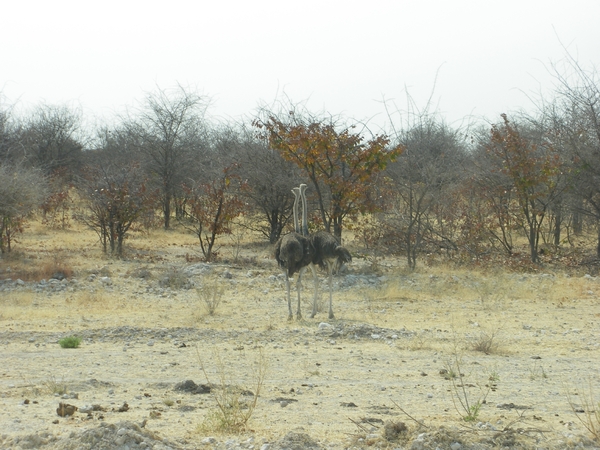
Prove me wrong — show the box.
[2,0,599,132]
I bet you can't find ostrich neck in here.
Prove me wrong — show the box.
[292,188,300,234]
[300,185,309,236]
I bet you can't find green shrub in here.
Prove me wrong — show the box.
[59,336,81,348]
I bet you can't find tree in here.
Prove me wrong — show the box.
[385,117,467,268]
[180,165,246,261]
[230,125,303,243]
[21,103,84,176]
[255,108,402,239]
[545,56,600,255]
[0,164,47,254]
[129,85,210,229]
[0,98,21,164]
[486,114,564,263]
[40,167,74,229]
[79,163,153,257]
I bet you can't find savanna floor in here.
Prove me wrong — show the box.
[1,221,600,449]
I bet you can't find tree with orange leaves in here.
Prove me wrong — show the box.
[255,111,402,240]
[487,114,564,263]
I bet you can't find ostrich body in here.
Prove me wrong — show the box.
[309,230,352,319]
[274,187,317,320]
[299,185,352,319]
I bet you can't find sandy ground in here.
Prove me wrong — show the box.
[1,227,600,449]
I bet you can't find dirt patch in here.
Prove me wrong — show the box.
[1,226,600,449]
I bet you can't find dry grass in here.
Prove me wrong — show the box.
[2,219,598,341]
[196,277,225,316]
[0,252,74,282]
[568,381,600,442]
[469,326,505,355]
[3,218,600,447]
[197,348,268,433]
[0,223,594,320]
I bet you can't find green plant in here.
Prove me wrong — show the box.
[441,367,457,380]
[445,343,495,422]
[58,336,81,348]
[197,279,225,316]
[197,348,267,433]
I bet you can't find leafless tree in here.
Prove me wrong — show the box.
[544,56,600,255]
[20,103,84,176]
[231,125,303,243]
[128,85,210,229]
[0,164,47,253]
[0,98,22,164]
[385,115,467,269]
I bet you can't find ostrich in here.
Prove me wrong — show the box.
[291,186,301,233]
[274,186,317,320]
[299,184,352,319]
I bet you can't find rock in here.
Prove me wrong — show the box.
[174,380,211,394]
[56,402,77,417]
[273,431,324,449]
[116,402,129,412]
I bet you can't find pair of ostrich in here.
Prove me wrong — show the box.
[275,184,352,320]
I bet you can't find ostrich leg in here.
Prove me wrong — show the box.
[296,268,306,320]
[327,264,335,319]
[309,264,319,318]
[299,184,321,319]
[285,273,293,320]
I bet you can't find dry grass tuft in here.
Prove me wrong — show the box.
[43,375,69,396]
[0,253,74,282]
[566,380,600,442]
[196,278,225,316]
[197,348,268,433]
[159,267,192,290]
[469,327,504,355]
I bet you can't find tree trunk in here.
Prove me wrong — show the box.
[529,223,539,263]
[163,194,171,229]
[573,197,583,234]
[553,209,562,247]
[596,219,600,259]
[268,208,284,244]
[333,217,343,241]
